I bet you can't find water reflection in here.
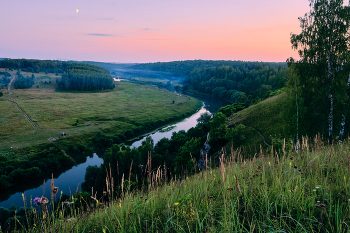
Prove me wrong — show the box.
[0,153,103,209]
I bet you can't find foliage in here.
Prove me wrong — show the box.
[56,64,114,91]
[289,0,350,143]
[196,112,212,124]
[14,72,34,89]
[0,144,74,190]
[184,64,288,105]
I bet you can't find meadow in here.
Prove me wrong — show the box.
[9,135,350,232]
[0,70,200,150]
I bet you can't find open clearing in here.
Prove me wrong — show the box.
[0,70,200,150]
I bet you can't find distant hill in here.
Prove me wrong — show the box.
[79,61,137,72]
[129,60,287,76]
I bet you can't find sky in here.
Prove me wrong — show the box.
[0,0,311,63]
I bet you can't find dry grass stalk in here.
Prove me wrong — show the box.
[252,154,256,173]
[283,138,285,157]
[75,183,79,195]
[219,154,225,184]
[348,152,350,173]
[234,173,241,193]
[276,176,282,190]
[50,173,59,199]
[205,153,208,170]
[129,160,134,183]
[271,142,273,157]
[275,151,279,169]
[121,174,125,195]
[251,224,256,233]
[329,142,333,164]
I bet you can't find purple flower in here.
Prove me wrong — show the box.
[33,197,41,206]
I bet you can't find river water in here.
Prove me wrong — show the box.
[0,95,229,209]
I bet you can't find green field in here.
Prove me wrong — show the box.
[0,71,201,150]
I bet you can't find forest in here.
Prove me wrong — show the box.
[130,60,286,77]
[129,60,288,105]
[56,64,115,91]
[0,59,115,92]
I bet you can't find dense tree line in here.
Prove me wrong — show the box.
[0,59,66,74]
[183,64,287,105]
[130,60,286,77]
[56,64,115,91]
[0,59,115,92]
[129,60,288,105]
[13,72,34,89]
[0,144,74,190]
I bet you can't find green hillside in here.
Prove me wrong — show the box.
[227,92,289,151]
[13,135,350,232]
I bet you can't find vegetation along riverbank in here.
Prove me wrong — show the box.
[0,59,202,191]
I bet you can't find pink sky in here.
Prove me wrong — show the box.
[0,0,310,63]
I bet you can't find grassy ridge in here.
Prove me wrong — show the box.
[14,137,350,232]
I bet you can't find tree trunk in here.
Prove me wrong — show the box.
[339,74,350,141]
[295,77,299,152]
[328,56,333,144]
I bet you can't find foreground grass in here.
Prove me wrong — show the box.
[14,138,350,232]
[0,71,200,150]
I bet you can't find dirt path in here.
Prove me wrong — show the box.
[8,74,39,130]
[247,126,271,146]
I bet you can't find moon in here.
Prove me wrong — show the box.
[76,9,79,13]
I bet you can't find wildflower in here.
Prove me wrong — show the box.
[315,186,320,189]
[269,162,270,166]
[33,197,41,206]
[313,189,316,192]
[289,163,291,166]
[174,202,179,206]
[103,229,106,233]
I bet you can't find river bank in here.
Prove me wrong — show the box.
[0,95,229,209]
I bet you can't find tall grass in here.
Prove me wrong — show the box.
[7,137,350,232]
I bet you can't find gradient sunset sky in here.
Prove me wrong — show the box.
[1,0,310,63]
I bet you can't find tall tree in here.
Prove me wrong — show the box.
[290,0,350,144]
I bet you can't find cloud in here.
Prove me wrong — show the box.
[86,33,115,37]
[139,28,158,31]
[95,18,114,21]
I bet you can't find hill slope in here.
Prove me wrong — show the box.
[17,135,350,232]
[228,92,289,150]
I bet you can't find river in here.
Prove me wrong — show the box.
[0,95,229,209]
